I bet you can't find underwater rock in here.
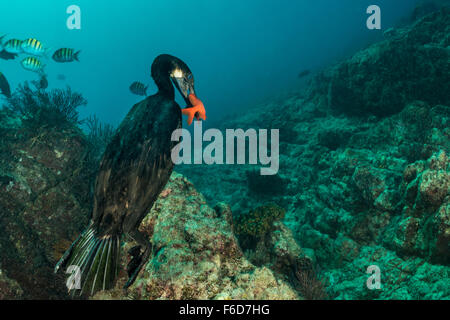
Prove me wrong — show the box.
[317,128,352,151]
[320,8,450,117]
[94,173,300,300]
[0,264,24,299]
[0,106,302,299]
[177,8,450,300]
[246,169,286,196]
[2,6,448,300]
[410,0,445,22]
[0,110,91,299]
[386,151,450,263]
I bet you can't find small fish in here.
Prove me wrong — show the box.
[21,38,49,56]
[0,49,17,60]
[21,56,45,73]
[0,72,11,98]
[298,69,311,78]
[0,34,6,48]
[129,81,148,96]
[3,39,23,54]
[56,74,66,81]
[52,48,80,63]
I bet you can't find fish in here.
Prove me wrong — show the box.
[21,38,49,56]
[0,49,17,60]
[3,39,23,54]
[21,56,45,73]
[52,48,80,63]
[298,69,311,78]
[129,81,148,96]
[56,74,66,81]
[0,34,6,48]
[0,72,11,98]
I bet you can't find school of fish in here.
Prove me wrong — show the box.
[0,33,81,98]
[1,33,153,100]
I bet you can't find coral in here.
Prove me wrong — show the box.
[0,110,301,300]
[234,203,285,238]
[294,267,328,300]
[85,115,116,152]
[82,115,117,186]
[4,82,87,129]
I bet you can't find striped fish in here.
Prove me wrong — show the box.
[21,56,45,73]
[129,81,148,96]
[52,48,80,63]
[0,34,6,50]
[21,38,48,56]
[3,39,23,54]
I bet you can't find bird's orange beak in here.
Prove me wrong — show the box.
[182,93,206,126]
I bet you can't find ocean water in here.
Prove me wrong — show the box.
[0,0,420,126]
[0,0,448,301]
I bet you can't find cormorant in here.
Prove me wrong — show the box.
[55,54,206,296]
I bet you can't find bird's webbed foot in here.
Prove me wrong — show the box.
[124,230,152,289]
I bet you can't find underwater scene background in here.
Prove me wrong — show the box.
[0,0,449,299]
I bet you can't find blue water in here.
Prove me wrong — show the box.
[0,0,420,127]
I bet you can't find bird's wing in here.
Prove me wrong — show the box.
[91,96,181,234]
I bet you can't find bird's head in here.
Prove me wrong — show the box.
[152,54,206,125]
[169,60,195,105]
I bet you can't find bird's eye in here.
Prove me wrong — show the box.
[187,74,193,80]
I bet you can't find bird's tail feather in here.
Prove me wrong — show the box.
[55,223,121,296]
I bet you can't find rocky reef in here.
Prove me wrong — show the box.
[178,8,450,300]
[0,105,92,299]
[94,174,304,300]
[0,7,448,300]
[0,104,307,299]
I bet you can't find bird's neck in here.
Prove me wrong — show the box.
[155,76,175,100]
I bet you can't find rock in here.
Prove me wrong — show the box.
[419,169,449,207]
[234,203,285,238]
[246,169,286,196]
[93,173,300,300]
[352,166,401,211]
[321,9,450,117]
[2,6,449,301]
[0,110,91,299]
[0,265,24,299]
[178,8,450,300]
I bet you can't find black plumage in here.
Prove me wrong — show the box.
[55,54,201,295]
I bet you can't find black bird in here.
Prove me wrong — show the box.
[55,54,206,295]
